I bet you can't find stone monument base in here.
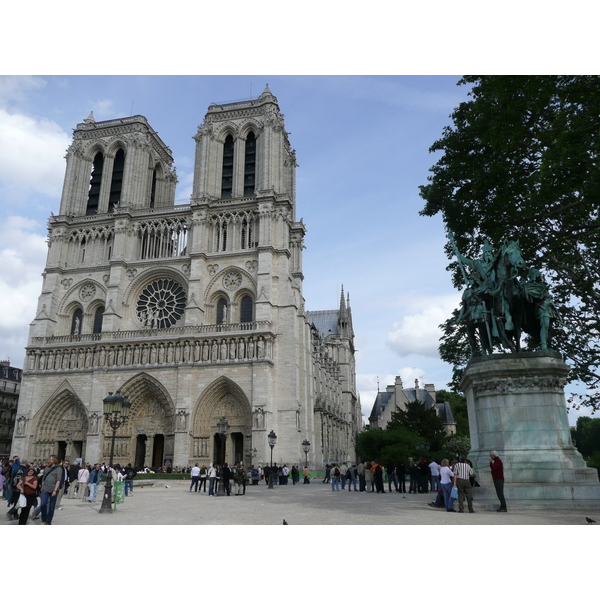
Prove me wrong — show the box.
[460,350,600,510]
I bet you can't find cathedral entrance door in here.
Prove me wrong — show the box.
[231,432,243,464]
[135,435,147,469]
[213,433,226,465]
[57,441,67,463]
[153,434,164,469]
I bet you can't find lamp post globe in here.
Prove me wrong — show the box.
[268,430,277,489]
[302,439,310,468]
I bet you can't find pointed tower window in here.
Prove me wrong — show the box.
[221,135,234,199]
[109,148,125,211]
[244,131,256,196]
[149,168,157,208]
[86,152,104,215]
[240,295,253,323]
[93,306,105,334]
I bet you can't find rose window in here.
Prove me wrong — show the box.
[137,279,187,329]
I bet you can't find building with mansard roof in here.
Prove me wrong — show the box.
[11,86,361,469]
[369,376,456,436]
[1,361,22,459]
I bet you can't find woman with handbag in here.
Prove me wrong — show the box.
[439,459,456,512]
[16,468,38,525]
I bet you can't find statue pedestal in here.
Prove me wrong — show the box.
[460,350,600,509]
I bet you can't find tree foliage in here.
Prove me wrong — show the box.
[571,416,600,459]
[420,76,600,410]
[435,389,470,437]
[441,435,471,459]
[386,400,447,451]
[355,427,421,465]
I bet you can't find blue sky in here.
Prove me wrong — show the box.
[0,74,595,426]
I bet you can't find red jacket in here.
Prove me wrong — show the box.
[490,457,504,481]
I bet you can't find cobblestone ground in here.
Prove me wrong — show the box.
[3,479,599,525]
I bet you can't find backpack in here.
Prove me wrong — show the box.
[334,468,340,477]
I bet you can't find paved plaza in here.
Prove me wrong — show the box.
[3,479,599,525]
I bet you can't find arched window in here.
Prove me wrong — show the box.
[93,306,105,334]
[86,152,104,215]
[109,148,125,211]
[71,308,83,335]
[221,222,227,252]
[244,131,256,196]
[149,168,157,208]
[221,135,234,199]
[217,298,228,325]
[240,295,253,323]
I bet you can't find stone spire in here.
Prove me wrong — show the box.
[84,111,95,124]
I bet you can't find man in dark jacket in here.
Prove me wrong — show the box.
[490,451,507,512]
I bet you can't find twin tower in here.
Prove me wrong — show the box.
[13,86,361,470]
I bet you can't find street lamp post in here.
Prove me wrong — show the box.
[99,390,131,514]
[268,430,277,489]
[217,416,229,496]
[302,439,310,468]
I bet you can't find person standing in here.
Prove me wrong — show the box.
[291,465,299,484]
[490,451,507,512]
[124,464,136,496]
[222,463,232,496]
[330,464,340,491]
[87,464,104,503]
[208,463,217,496]
[190,464,201,492]
[439,458,456,512]
[199,465,208,492]
[396,460,406,493]
[452,455,475,513]
[386,464,397,493]
[55,460,69,508]
[76,464,90,500]
[303,465,310,484]
[16,467,38,524]
[365,462,374,492]
[38,455,63,525]
[429,458,441,492]
[373,460,385,493]
[357,461,366,492]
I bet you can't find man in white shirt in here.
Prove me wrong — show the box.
[190,464,201,492]
[429,459,441,492]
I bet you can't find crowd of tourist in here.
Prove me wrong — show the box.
[1,451,507,524]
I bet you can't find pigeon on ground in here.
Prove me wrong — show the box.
[586,517,596,524]
[165,485,171,488]
[283,519,288,525]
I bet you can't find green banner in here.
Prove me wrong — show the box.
[113,481,125,509]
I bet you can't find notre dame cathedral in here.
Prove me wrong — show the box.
[11,85,361,470]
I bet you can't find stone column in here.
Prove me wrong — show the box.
[461,350,600,509]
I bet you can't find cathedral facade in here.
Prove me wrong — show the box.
[11,86,361,470]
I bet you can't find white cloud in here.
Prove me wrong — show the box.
[0,216,47,367]
[0,108,70,199]
[386,293,461,358]
[0,76,46,107]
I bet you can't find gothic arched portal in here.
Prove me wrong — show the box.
[191,376,252,466]
[115,373,176,469]
[34,386,89,463]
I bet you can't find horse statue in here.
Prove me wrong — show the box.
[450,234,557,356]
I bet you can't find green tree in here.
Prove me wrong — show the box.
[420,75,600,410]
[436,389,470,437]
[355,427,421,465]
[572,416,600,459]
[441,435,471,459]
[387,400,447,451]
